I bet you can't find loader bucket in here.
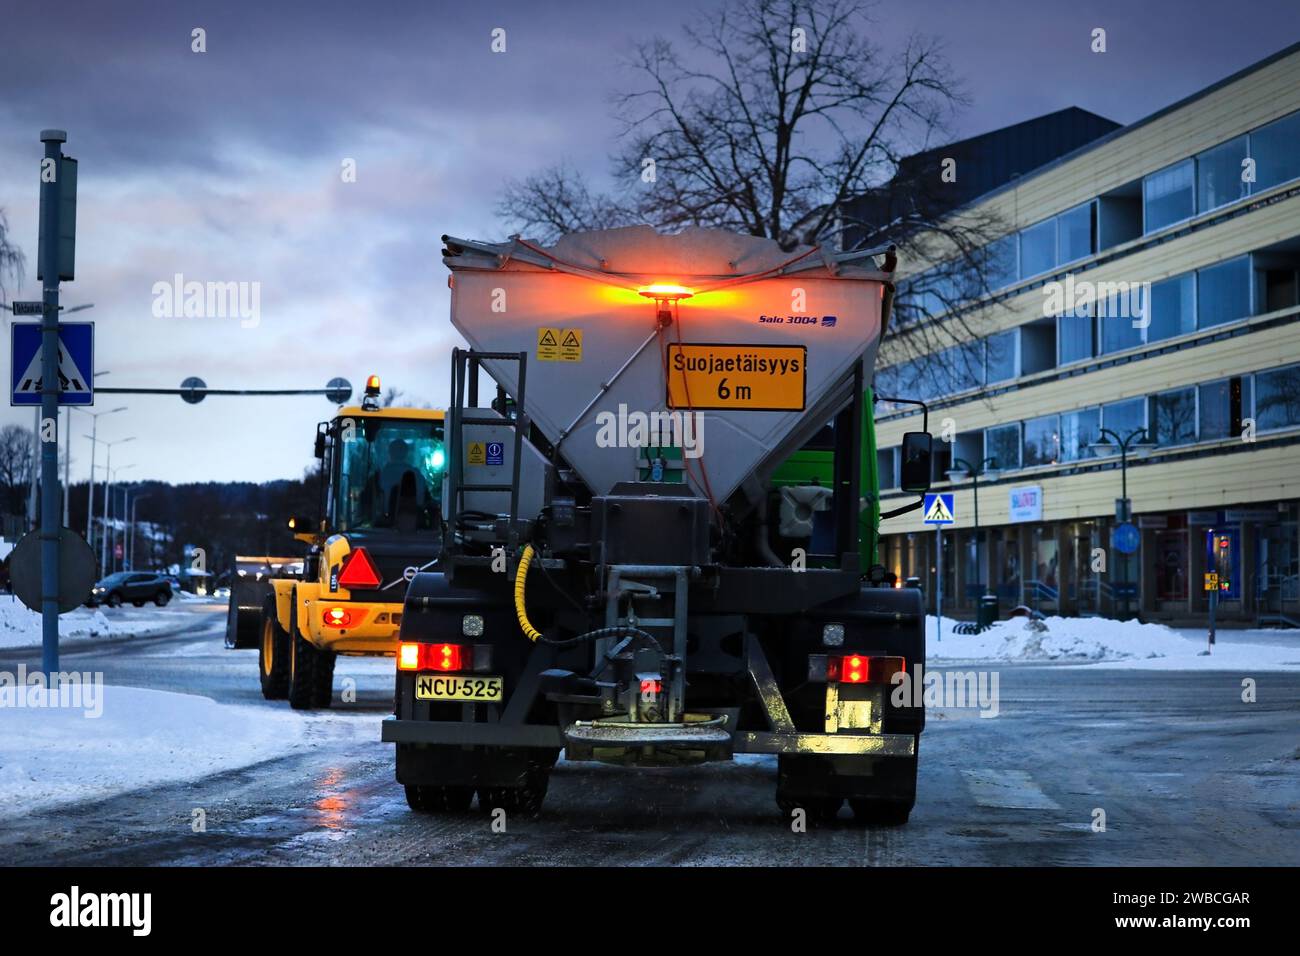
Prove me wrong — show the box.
[223,555,301,649]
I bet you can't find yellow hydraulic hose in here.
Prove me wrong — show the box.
[514,544,543,642]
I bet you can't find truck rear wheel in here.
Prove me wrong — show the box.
[405,784,475,813]
[258,598,290,700]
[287,606,333,710]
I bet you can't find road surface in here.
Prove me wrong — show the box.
[1,603,1296,865]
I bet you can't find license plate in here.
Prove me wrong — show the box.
[415,674,503,703]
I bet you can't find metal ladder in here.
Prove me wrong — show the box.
[447,348,529,556]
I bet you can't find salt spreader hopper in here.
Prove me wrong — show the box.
[383,226,935,823]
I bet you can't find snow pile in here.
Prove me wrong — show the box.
[927,615,1300,671]
[0,685,307,819]
[0,597,183,650]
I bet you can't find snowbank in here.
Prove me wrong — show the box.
[0,597,186,650]
[927,614,1300,671]
[0,685,307,820]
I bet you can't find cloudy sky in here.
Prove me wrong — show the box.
[1,0,1296,484]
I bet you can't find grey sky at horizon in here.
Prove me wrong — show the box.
[1,0,1297,485]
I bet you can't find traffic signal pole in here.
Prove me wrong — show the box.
[38,129,66,678]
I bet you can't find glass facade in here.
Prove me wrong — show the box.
[1251,109,1300,192]
[1058,309,1094,364]
[985,423,1021,470]
[1151,388,1198,446]
[1197,256,1251,328]
[1196,135,1249,213]
[1057,202,1094,264]
[1102,397,1147,440]
[1255,363,1300,431]
[1060,408,1101,461]
[1144,160,1194,232]
[1019,219,1057,278]
[1147,273,1196,342]
[1023,414,1061,466]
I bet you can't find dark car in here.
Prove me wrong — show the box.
[87,571,173,608]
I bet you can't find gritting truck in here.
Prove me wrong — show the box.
[250,377,448,709]
[383,226,935,822]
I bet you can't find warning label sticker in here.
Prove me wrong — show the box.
[537,327,583,362]
[666,344,805,411]
[467,441,486,466]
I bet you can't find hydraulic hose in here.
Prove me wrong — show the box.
[514,544,543,642]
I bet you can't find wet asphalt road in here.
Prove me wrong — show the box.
[0,603,1297,866]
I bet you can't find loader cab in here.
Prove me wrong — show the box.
[320,407,447,537]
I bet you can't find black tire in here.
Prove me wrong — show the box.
[106,592,122,608]
[478,766,549,818]
[847,747,918,827]
[776,793,844,824]
[154,591,170,607]
[405,784,475,814]
[258,597,291,700]
[287,604,331,710]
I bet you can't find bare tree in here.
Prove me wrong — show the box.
[0,209,24,303]
[498,0,1008,385]
[0,424,34,517]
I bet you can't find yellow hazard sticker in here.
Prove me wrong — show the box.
[467,441,486,466]
[537,327,582,362]
[1204,572,1218,591]
[666,344,806,411]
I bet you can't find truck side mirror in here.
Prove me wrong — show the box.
[314,432,326,459]
[899,431,933,494]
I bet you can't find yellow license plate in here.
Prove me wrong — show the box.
[415,674,504,702]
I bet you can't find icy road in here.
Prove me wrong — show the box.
[0,602,1296,866]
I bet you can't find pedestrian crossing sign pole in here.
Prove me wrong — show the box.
[923,494,956,643]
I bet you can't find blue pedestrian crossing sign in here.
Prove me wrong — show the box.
[9,321,95,406]
[922,493,955,525]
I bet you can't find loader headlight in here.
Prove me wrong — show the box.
[462,614,484,637]
[822,623,845,647]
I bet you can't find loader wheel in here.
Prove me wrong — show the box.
[154,591,170,607]
[848,746,919,827]
[405,784,475,814]
[287,610,330,710]
[478,766,549,818]
[258,598,291,700]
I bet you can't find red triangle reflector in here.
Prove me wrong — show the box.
[338,547,381,589]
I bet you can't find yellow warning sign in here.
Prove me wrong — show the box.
[467,441,486,466]
[537,327,583,362]
[1204,572,1218,591]
[666,344,805,411]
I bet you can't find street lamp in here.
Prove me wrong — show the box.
[128,493,151,570]
[106,463,136,574]
[89,437,136,576]
[1088,426,1157,620]
[945,456,1000,597]
[73,401,127,540]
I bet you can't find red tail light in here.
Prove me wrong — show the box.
[397,642,465,672]
[827,655,905,684]
[338,547,381,589]
[323,607,351,627]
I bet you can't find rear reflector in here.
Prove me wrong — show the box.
[338,547,382,589]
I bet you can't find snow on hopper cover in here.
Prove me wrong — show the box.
[442,225,893,502]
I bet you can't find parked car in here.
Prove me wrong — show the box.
[212,586,232,599]
[87,572,173,608]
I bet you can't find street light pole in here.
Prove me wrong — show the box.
[1091,427,1156,620]
[129,493,151,570]
[947,455,1000,597]
[76,403,127,548]
[93,437,135,577]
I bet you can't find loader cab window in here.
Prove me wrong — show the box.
[329,417,445,533]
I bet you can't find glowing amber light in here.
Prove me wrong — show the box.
[365,374,381,392]
[637,283,695,300]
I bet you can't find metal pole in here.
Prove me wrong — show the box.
[86,415,97,542]
[39,129,66,678]
[28,407,39,528]
[936,525,943,643]
[100,444,112,577]
[62,407,70,526]
[972,472,981,595]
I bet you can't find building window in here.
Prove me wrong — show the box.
[1022,414,1061,466]
[1099,305,1143,354]
[983,235,1019,291]
[1057,308,1094,364]
[984,330,1018,384]
[1199,376,1250,440]
[1057,202,1095,265]
[985,423,1021,471]
[1196,135,1249,213]
[1250,109,1300,193]
[1143,160,1194,233]
[1146,272,1196,343]
[1019,219,1057,279]
[1254,363,1300,432]
[1197,255,1251,329]
[1102,397,1147,441]
[1060,407,1101,461]
[1150,388,1197,446]
[877,447,899,489]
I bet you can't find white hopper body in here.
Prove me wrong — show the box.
[444,226,890,505]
